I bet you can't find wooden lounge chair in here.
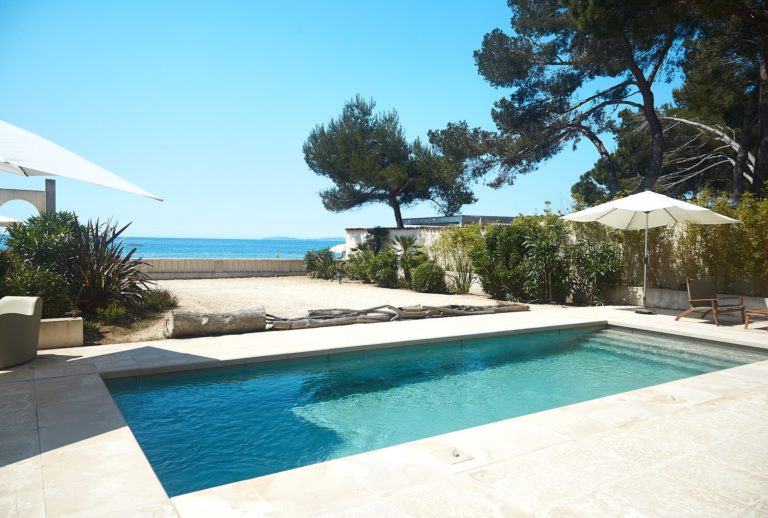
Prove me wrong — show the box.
[0,296,43,368]
[675,278,745,326]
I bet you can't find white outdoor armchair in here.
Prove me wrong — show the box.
[0,296,43,368]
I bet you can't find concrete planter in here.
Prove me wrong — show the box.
[39,317,83,349]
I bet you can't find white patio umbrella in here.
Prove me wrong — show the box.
[0,215,21,227]
[561,190,738,313]
[329,243,347,255]
[0,119,162,201]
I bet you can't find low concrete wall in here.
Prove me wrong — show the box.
[39,317,83,349]
[604,286,768,311]
[141,259,306,280]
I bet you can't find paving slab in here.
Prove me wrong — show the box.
[0,306,766,517]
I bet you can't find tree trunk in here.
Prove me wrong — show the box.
[620,37,666,192]
[753,34,768,197]
[164,307,266,338]
[579,125,620,195]
[639,103,665,192]
[735,84,758,199]
[390,197,404,228]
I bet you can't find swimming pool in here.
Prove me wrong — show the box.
[107,326,767,496]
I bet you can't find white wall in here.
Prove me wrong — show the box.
[344,227,445,254]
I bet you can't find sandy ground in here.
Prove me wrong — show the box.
[106,277,499,343]
[94,276,764,344]
[159,277,496,316]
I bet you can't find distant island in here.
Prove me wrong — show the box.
[262,236,343,241]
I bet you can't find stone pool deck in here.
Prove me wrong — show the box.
[1,305,766,517]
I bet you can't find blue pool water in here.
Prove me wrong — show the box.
[107,327,767,496]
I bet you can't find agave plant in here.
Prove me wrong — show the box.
[69,218,149,314]
[304,248,338,280]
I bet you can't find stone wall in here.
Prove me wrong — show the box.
[604,286,768,310]
[141,259,306,280]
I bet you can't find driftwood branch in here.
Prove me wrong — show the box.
[268,303,530,331]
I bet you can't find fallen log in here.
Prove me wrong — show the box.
[164,306,266,338]
[269,302,529,330]
[272,313,391,330]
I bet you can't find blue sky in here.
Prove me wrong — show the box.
[0,1,678,238]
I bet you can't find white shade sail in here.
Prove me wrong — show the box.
[561,190,737,229]
[0,215,21,227]
[0,119,162,201]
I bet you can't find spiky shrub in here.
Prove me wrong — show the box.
[304,248,338,280]
[447,255,475,295]
[411,261,448,294]
[70,219,149,315]
[431,225,483,294]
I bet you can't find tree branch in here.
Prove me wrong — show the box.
[662,116,756,170]
[563,80,635,114]
[648,35,675,85]
[660,159,734,189]
[620,37,652,93]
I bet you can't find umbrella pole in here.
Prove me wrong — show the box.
[636,211,655,314]
[643,212,648,309]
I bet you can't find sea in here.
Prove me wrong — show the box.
[119,237,344,259]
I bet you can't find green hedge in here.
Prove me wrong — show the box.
[411,261,448,294]
[367,250,399,288]
[345,250,374,282]
[471,215,622,304]
[0,211,152,317]
[618,193,768,296]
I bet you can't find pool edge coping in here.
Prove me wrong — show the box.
[98,319,609,380]
[168,359,768,515]
[3,308,767,517]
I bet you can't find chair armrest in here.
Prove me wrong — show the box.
[717,295,744,306]
[0,297,43,318]
[688,298,718,303]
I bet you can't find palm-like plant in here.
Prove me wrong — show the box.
[364,226,390,254]
[389,235,424,287]
[69,218,149,314]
